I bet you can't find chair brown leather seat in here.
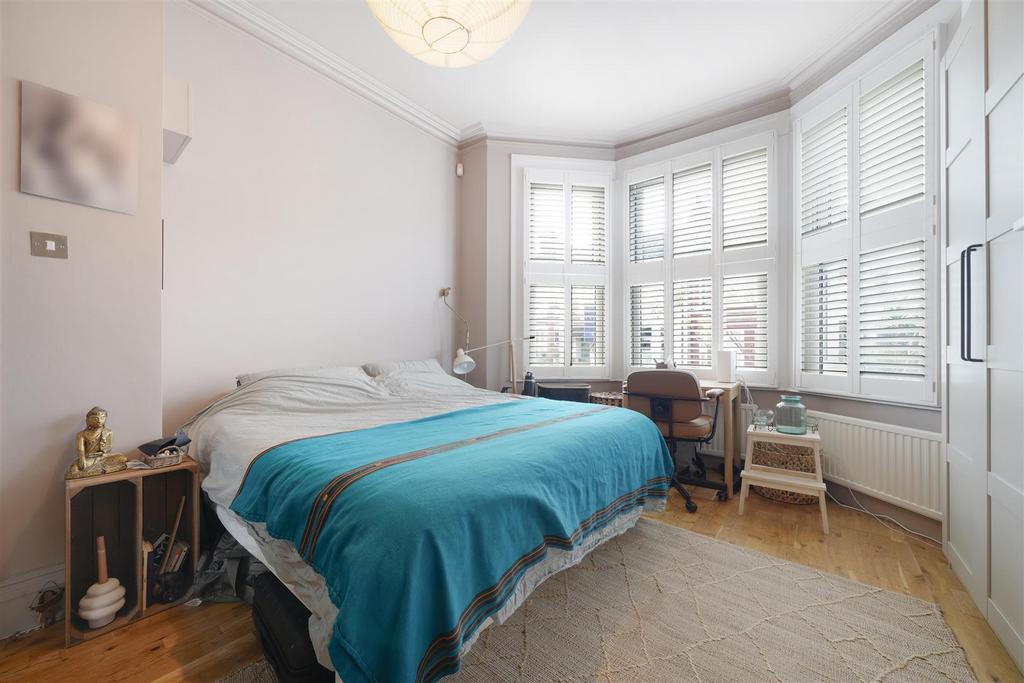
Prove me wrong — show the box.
[624,369,726,513]
[655,414,713,439]
[624,371,723,438]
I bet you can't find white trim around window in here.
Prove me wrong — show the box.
[511,156,616,380]
[621,132,779,387]
[792,34,939,406]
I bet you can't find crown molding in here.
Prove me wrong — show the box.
[458,83,789,154]
[784,0,938,103]
[463,125,617,151]
[189,0,462,146]
[191,0,937,155]
[614,92,792,160]
[466,0,936,153]
[612,83,790,151]
[457,123,488,149]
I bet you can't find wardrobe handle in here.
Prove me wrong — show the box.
[964,243,984,363]
[959,248,968,361]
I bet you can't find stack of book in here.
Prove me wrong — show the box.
[144,533,190,605]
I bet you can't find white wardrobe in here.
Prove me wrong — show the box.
[942,0,1024,670]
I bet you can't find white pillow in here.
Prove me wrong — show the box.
[236,365,370,388]
[361,358,446,377]
[372,369,479,397]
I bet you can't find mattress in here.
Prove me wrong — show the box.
[187,363,673,681]
[192,365,517,671]
[215,502,341,672]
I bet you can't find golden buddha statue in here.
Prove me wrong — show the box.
[66,407,128,480]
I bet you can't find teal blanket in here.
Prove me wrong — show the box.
[231,398,673,682]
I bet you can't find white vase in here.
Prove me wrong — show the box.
[78,535,126,629]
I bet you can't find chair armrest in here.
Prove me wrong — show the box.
[704,388,725,401]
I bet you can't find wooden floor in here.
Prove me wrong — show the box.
[1,488,1021,682]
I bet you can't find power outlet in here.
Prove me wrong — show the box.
[30,231,68,259]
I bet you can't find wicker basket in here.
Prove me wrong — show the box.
[145,448,184,469]
[590,391,624,407]
[750,439,818,505]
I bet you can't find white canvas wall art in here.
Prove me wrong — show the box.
[20,81,138,214]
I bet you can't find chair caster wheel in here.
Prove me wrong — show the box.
[715,491,727,501]
[685,500,698,513]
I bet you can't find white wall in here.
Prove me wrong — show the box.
[454,140,614,391]
[0,0,164,635]
[454,140,488,387]
[161,4,458,431]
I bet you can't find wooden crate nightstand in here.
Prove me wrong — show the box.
[64,457,200,646]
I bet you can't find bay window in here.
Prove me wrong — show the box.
[794,37,936,404]
[511,31,933,405]
[624,133,777,385]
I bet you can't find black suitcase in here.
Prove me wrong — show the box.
[252,571,335,682]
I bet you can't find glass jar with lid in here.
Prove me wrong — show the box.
[774,395,807,435]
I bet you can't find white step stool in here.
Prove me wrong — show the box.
[738,426,828,534]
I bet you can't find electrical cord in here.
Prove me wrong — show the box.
[708,359,938,548]
[823,462,943,547]
[739,381,942,548]
[735,375,754,406]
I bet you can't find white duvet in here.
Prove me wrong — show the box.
[185,362,517,508]
[183,362,519,671]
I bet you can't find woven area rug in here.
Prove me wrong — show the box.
[219,518,974,682]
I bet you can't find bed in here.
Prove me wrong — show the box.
[185,361,674,683]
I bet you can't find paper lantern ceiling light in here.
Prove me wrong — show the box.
[366,1,532,68]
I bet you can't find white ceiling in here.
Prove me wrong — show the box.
[249,0,929,146]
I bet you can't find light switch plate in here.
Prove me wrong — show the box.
[30,231,68,259]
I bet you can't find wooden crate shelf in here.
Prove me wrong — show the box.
[64,457,199,647]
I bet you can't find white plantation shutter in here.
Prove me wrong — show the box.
[626,134,775,380]
[800,109,848,236]
[570,185,606,264]
[629,177,665,263]
[521,165,611,378]
[528,284,565,366]
[722,148,769,250]
[528,182,564,261]
[722,273,768,369]
[801,259,848,374]
[630,283,665,367]
[859,60,926,217]
[672,164,713,256]
[793,41,934,404]
[570,285,605,366]
[673,278,713,368]
[858,241,927,377]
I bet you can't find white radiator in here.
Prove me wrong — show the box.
[702,405,943,520]
[704,402,756,457]
[809,410,943,520]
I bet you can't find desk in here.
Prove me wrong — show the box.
[592,380,743,498]
[699,380,742,498]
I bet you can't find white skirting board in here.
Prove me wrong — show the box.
[704,404,943,521]
[0,562,64,640]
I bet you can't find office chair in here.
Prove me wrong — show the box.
[623,369,724,513]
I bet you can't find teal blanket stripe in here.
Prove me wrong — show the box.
[230,398,674,683]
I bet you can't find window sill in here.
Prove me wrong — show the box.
[767,386,941,412]
[523,377,618,385]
